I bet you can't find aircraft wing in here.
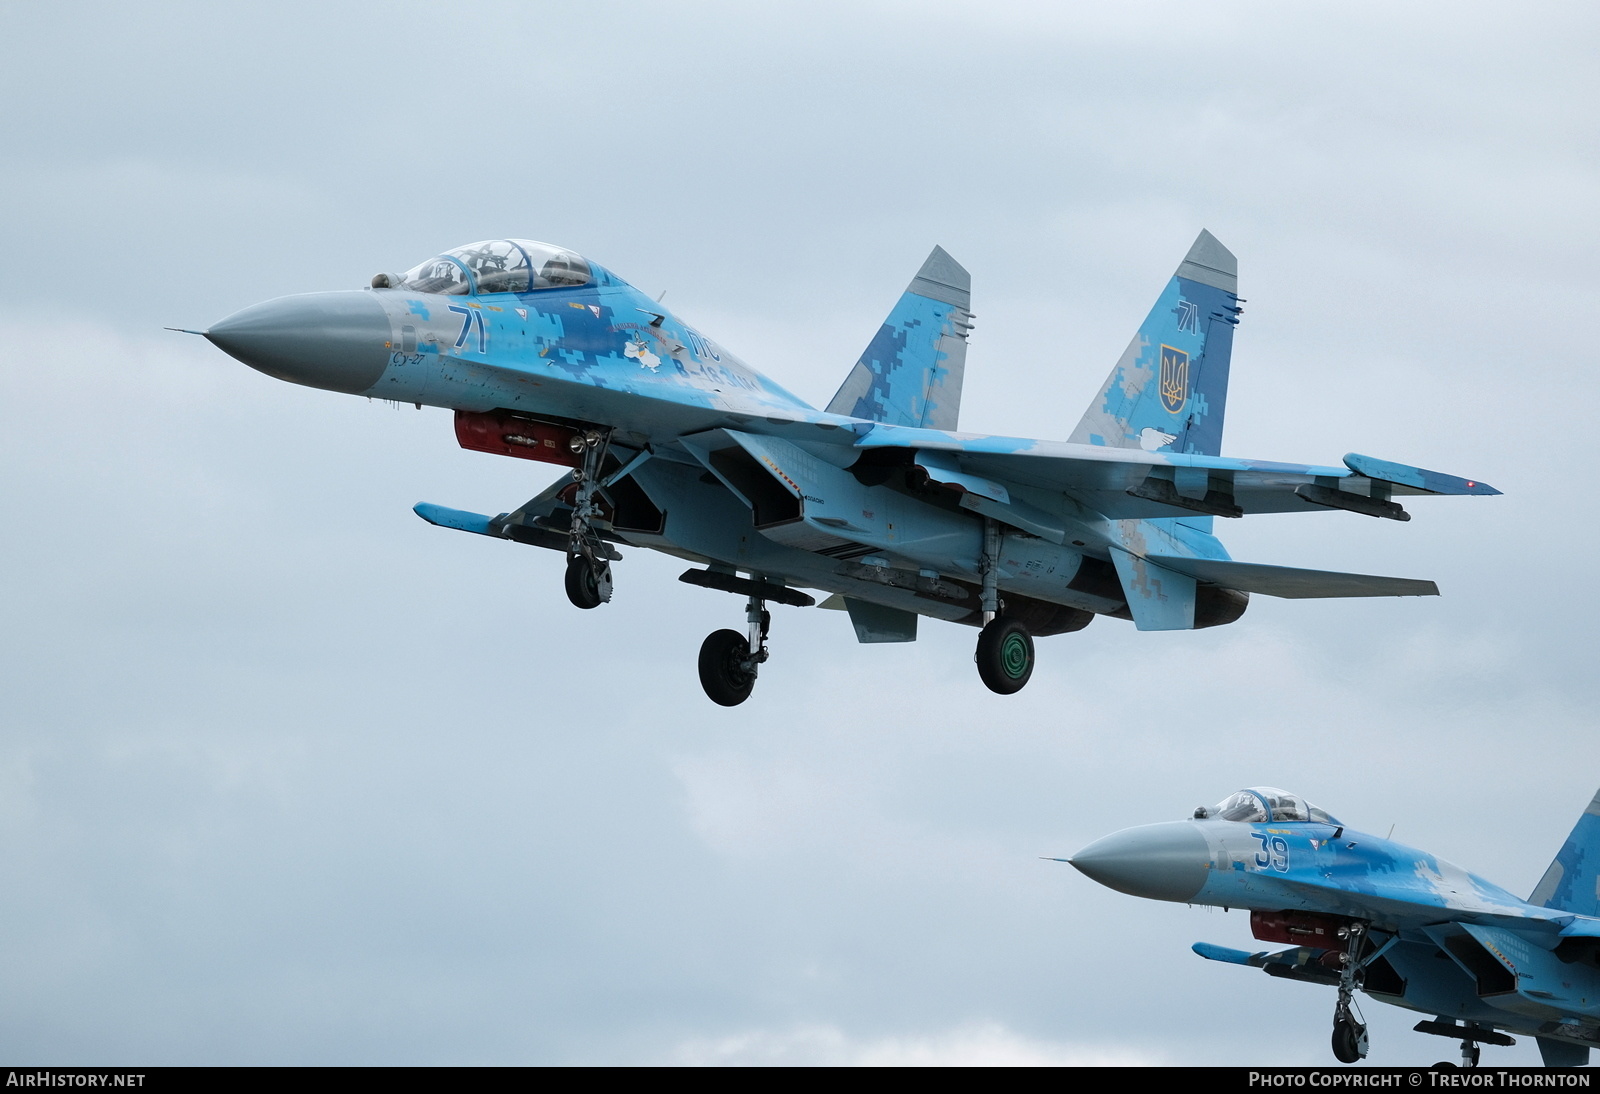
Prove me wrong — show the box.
[844,423,1498,522]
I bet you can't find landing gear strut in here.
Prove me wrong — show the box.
[973,517,1035,694]
[679,570,814,707]
[1331,922,1370,1064]
[564,428,613,610]
[698,596,770,706]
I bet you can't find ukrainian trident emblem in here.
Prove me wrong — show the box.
[1158,345,1189,414]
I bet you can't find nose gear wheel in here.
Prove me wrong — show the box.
[564,554,603,609]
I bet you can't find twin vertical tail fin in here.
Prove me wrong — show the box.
[1068,230,1243,458]
[1529,788,1600,916]
[826,246,972,431]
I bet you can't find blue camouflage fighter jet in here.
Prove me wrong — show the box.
[198,232,1497,704]
[1066,786,1600,1068]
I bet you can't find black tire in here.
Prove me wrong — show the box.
[698,629,756,706]
[975,617,1034,695]
[564,555,602,610]
[1332,1019,1363,1064]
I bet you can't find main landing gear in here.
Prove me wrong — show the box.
[698,598,770,707]
[1331,922,1370,1064]
[563,429,614,611]
[679,569,815,707]
[974,517,1036,695]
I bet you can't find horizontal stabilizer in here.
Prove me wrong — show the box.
[1148,556,1438,599]
[1344,453,1500,496]
[414,503,497,536]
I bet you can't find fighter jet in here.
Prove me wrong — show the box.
[197,233,1497,704]
[1065,786,1600,1068]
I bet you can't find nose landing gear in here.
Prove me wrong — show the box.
[564,554,607,610]
[1331,923,1369,1064]
[564,429,614,610]
[1331,1007,1369,1065]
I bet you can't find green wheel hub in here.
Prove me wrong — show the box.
[975,617,1036,695]
[1000,633,1031,678]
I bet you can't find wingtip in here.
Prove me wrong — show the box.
[1342,453,1503,497]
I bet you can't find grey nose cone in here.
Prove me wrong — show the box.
[206,291,391,395]
[1069,822,1210,902]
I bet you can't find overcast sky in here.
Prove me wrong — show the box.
[3,0,1597,1067]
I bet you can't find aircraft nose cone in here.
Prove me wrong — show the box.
[206,291,391,395]
[1069,822,1210,902]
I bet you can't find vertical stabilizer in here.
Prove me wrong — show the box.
[1529,788,1600,916]
[827,246,972,431]
[1069,230,1242,457]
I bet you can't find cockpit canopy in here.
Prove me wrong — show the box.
[381,239,592,295]
[1193,787,1341,826]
